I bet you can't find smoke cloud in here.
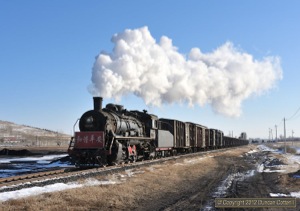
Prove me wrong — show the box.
[89,26,282,117]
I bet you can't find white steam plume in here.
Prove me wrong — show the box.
[89,26,282,117]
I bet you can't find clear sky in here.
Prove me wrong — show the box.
[0,1,299,139]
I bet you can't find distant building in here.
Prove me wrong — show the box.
[239,132,247,140]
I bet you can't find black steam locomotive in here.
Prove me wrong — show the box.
[68,97,248,167]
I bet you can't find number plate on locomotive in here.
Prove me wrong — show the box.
[74,132,105,148]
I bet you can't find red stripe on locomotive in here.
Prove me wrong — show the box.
[74,132,105,148]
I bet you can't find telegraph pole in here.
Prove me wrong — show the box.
[284,117,286,153]
[292,130,294,146]
[271,129,273,141]
[275,125,277,142]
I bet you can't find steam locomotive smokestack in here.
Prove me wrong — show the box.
[93,97,103,111]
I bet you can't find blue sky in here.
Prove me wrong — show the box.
[0,1,299,139]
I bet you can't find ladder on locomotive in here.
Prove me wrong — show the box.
[68,137,75,151]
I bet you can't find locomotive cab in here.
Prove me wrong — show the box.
[129,110,158,137]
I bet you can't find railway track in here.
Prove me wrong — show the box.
[0,147,237,193]
[0,169,67,184]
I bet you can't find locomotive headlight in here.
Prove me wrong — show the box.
[86,116,94,124]
[83,116,95,129]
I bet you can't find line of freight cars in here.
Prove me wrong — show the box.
[68,97,249,167]
[157,119,248,155]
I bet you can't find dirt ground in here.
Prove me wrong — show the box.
[1,144,299,210]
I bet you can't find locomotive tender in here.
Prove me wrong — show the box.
[68,97,248,167]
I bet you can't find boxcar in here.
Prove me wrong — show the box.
[159,118,188,150]
[215,130,224,148]
[196,124,207,151]
[209,129,216,149]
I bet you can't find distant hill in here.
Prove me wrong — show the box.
[0,120,70,147]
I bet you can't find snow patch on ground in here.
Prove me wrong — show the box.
[0,177,118,202]
[0,154,71,178]
[257,162,287,173]
[0,182,80,202]
[203,170,255,210]
[257,145,277,152]
[257,164,264,173]
[174,155,213,166]
[0,154,68,164]
[212,170,255,197]
[255,144,300,174]
[257,144,300,199]
[246,149,257,154]
[270,192,300,198]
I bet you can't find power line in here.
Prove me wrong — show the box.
[292,111,300,120]
[270,105,300,140]
[275,119,284,128]
[286,106,300,121]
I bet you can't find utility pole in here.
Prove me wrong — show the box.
[284,117,286,154]
[271,129,273,141]
[292,130,294,146]
[268,128,273,142]
[275,125,277,142]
